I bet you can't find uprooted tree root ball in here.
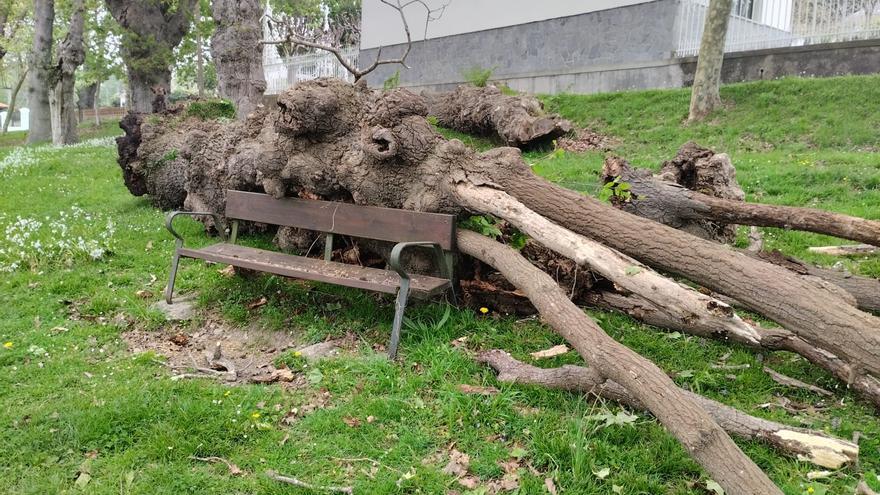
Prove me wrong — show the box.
[115,78,880,494]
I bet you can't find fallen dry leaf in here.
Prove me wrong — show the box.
[343,416,361,428]
[529,344,569,359]
[246,297,268,310]
[457,476,480,489]
[457,384,500,396]
[218,265,236,277]
[169,334,189,346]
[135,290,153,299]
[443,449,470,477]
[545,477,558,495]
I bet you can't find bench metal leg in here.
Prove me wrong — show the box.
[388,279,411,360]
[165,251,181,304]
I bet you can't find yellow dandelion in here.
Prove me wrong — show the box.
[3,342,12,349]
[224,390,231,397]
[479,307,489,314]
[807,487,814,494]
[293,351,302,357]
[251,412,261,419]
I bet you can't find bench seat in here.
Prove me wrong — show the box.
[179,243,451,296]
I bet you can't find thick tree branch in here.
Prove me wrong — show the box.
[457,230,782,494]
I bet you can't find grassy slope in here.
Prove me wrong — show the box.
[0,77,878,494]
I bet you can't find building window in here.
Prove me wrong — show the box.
[733,0,755,19]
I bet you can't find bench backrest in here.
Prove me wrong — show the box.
[225,190,456,250]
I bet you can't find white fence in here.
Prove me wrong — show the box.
[676,0,880,56]
[263,47,359,95]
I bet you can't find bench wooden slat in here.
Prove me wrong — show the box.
[225,191,456,250]
[178,244,451,296]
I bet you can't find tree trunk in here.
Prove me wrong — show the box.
[27,0,55,144]
[428,85,573,148]
[477,350,858,469]
[688,0,732,121]
[50,0,86,145]
[457,230,782,494]
[105,0,198,114]
[2,68,27,134]
[211,0,266,120]
[196,29,205,98]
[94,80,101,125]
[604,152,880,247]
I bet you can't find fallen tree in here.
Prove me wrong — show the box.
[426,84,573,148]
[115,78,880,492]
[602,143,880,247]
[477,350,858,469]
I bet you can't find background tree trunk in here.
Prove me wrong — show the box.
[50,0,85,145]
[211,0,266,120]
[105,0,198,113]
[77,82,98,123]
[94,80,101,125]
[688,0,732,121]
[2,68,27,134]
[26,0,55,144]
[196,30,205,98]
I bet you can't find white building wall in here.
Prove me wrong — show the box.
[361,0,655,49]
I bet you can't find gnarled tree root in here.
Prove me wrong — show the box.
[476,350,858,469]
[427,85,572,148]
[457,230,782,494]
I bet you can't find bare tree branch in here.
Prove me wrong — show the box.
[263,0,449,81]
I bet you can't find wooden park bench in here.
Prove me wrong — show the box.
[163,190,456,359]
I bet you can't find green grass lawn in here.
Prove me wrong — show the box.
[1,76,879,494]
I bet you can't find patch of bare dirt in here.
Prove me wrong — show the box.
[123,317,357,386]
[556,128,617,152]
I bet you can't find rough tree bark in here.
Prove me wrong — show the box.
[2,68,27,134]
[477,350,858,469]
[26,0,55,144]
[603,146,880,246]
[49,0,85,145]
[457,230,782,494]
[427,85,573,148]
[688,0,733,121]
[105,0,198,113]
[211,0,266,120]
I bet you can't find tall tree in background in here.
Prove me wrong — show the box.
[80,0,123,124]
[105,0,198,113]
[211,0,265,120]
[0,0,29,63]
[49,0,85,144]
[26,0,55,143]
[173,0,215,98]
[688,0,732,122]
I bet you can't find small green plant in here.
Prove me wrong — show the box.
[383,70,401,90]
[186,99,236,120]
[459,215,502,238]
[463,66,495,87]
[426,115,439,126]
[598,176,633,203]
[498,84,518,96]
[508,229,528,250]
[404,304,452,333]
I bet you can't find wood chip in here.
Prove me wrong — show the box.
[246,297,268,310]
[529,344,570,359]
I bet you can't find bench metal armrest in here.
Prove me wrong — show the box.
[389,241,450,281]
[165,211,226,248]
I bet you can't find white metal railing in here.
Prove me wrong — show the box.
[263,47,359,95]
[676,0,880,56]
